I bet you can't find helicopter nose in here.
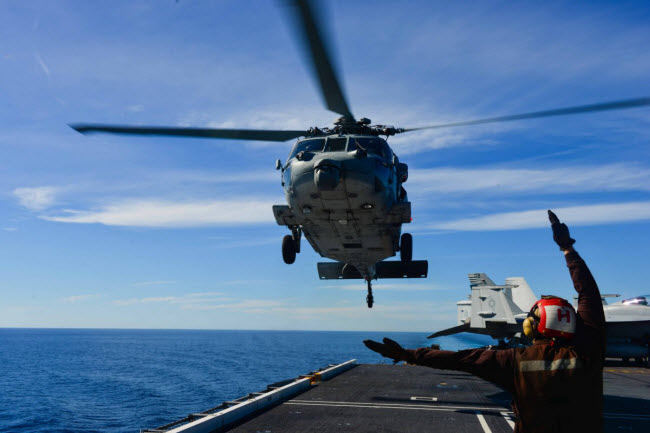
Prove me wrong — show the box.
[314,165,339,190]
[314,160,341,190]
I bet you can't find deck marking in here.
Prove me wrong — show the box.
[287,400,511,413]
[476,411,493,433]
[410,396,438,402]
[500,411,515,429]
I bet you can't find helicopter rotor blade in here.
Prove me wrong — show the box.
[404,97,650,132]
[69,124,309,142]
[287,0,354,120]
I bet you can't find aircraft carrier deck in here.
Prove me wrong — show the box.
[142,359,650,433]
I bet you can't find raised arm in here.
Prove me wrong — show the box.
[548,211,606,353]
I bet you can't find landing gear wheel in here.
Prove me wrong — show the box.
[282,235,296,264]
[400,233,413,263]
[366,280,374,308]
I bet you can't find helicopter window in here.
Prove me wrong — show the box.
[289,138,325,160]
[324,137,348,152]
[351,137,391,159]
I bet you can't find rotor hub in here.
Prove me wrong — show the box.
[309,117,404,138]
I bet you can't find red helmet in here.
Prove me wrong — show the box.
[524,296,576,339]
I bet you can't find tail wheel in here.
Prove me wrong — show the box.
[400,233,412,263]
[282,235,297,264]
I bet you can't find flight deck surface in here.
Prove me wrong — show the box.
[149,362,650,433]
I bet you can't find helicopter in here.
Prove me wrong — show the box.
[70,0,650,308]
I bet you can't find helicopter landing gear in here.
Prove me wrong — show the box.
[282,227,302,265]
[366,279,374,308]
[400,233,412,263]
[282,235,296,264]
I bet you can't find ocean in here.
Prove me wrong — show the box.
[0,328,493,433]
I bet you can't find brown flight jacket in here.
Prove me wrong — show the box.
[406,251,606,433]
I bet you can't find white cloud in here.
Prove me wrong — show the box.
[114,291,226,307]
[266,301,452,324]
[34,52,50,77]
[389,127,501,155]
[203,107,332,131]
[42,198,276,228]
[408,164,650,196]
[113,294,283,313]
[64,294,100,303]
[13,186,59,211]
[132,280,177,287]
[432,201,650,231]
[184,299,286,311]
[160,169,278,185]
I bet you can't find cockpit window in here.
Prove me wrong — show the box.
[622,296,648,305]
[350,137,392,159]
[324,137,348,152]
[289,138,325,160]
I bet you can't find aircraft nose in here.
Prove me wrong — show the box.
[314,160,341,190]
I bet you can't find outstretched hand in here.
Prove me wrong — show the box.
[363,338,410,364]
[548,210,575,251]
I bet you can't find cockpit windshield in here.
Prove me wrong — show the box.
[288,138,325,160]
[621,295,648,305]
[350,137,392,159]
[324,137,348,152]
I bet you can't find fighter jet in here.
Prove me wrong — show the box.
[429,273,650,362]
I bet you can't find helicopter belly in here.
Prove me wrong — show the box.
[284,156,408,268]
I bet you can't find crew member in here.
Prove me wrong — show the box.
[364,210,606,433]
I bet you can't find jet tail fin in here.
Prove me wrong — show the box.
[505,277,538,312]
[468,273,496,287]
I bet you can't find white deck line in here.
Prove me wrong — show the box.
[500,411,515,429]
[287,400,513,413]
[410,396,438,401]
[475,411,493,433]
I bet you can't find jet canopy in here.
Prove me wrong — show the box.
[621,296,648,306]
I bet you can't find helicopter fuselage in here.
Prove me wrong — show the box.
[273,134,411,279]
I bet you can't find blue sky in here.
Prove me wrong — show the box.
[1,0,649,332]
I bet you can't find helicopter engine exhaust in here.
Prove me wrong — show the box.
[313,159,341,190]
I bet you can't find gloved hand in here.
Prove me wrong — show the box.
[548,210,575,251]
[363,338,411,364]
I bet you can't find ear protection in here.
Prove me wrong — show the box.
[522,296,576,339]
[522,309,539,339]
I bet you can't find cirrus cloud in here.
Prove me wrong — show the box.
[431,201,650,231]
[13,186,59,211]
[42,198,276,228]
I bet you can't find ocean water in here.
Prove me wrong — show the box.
[0,328,492,433]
